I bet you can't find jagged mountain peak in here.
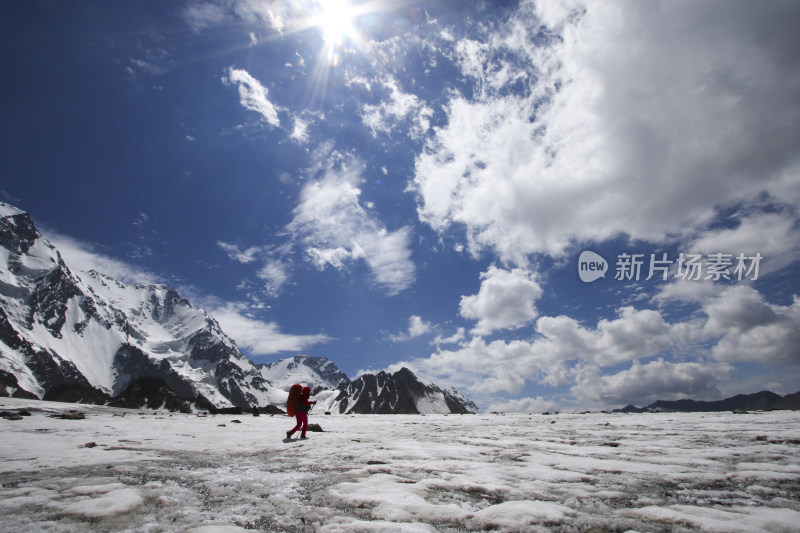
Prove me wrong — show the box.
[323,366,475,415]
[0,202,28,220]
[0,203,479,415]
[258,354,350,393]
[0,204,277,409]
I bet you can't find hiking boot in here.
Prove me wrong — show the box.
[299,436,308,440]
[286,431,292,439]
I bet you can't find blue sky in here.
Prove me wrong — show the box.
[2,0,799,411]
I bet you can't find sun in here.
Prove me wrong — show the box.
[317,0,358,46]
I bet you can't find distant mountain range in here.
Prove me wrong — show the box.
[256,356,475,415]
[613,390,800,413]
[324,367,474,415]
[257,354,350,394]
[0,203,476,415]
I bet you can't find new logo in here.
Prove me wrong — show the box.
[578,251,608,283]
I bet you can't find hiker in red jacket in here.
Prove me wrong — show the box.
[287,386,316,439]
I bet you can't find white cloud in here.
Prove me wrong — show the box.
[287,159,415,295]
[361,78,433,140]
[45,231,161,286]
[400,336,549,395]
[256,260,291,298]
[216,154,416,297]
[652,278,721,306]
[689,212,800,276]
[653,282,800,365]
[572,358,734,408]
[44,231,327,357]
[183,0,285,33]
[217,241,292,297]
[290,115,310,143]
[409,0,800,264]
[388,315,432,342]
[398,304,701,399]
[433,327,465,346]
[459,266,543,335]
[486,395,560,414]
[222,67,280,127]
[182,2,230,30]
[703,286,800,364]
[217,241,264,264]
[528,307,682,370]
[408,315,431,337]
[206,302,332,355]
[405,282,799,407]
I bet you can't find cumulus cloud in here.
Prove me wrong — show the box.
[401,336,551,396]
[703,286,800,364]
[653,283,800,365]
[388,315,433,342]
[433,327,466,346]
[287,159,416,295]
[405,284,800,407]
[535,307,680,368]
[689,211,800,276]
[222,67,281,127]
[398,304,707,401]
[217,155,415,298]
[572,358,734,408]
[409,0,800,264]
[486,395,560,414]
[459,266,543,335]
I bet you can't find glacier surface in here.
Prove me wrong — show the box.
[0,399,798,532]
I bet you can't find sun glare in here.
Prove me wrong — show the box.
[306,0,382,104]
[318,0,357,46]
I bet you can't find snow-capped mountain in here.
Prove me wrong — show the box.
[320,367,475,414]
[443,386,481,413]
[0,203,277,409]
[257,354,350,393]
[0,203,479,414]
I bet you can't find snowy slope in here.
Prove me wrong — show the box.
[2,398,798,532]
[255,354,351,411]
[257,354,350,392]
[444,386,481,413]
[0,203,275,408]
[0,203,478,413]
[321,367,475,414]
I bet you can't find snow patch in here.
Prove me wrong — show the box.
[471,500,575,528]
[0,203,24,219]
[186,526,252,533]
[2,395,799,532]
[63,487,143,518]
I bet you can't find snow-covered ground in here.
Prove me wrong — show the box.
[1,398,798,532]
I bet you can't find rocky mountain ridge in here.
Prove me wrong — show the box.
[0,203,476,414]
[614,390,800,413]
[320,367,474,415]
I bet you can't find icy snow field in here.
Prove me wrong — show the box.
[1,399,799,533]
